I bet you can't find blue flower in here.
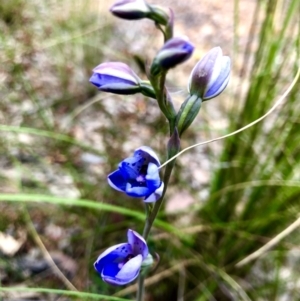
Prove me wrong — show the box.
[188,47,231,100]
[94,229,148,286]
[89,62,141,95]
[151,37,194,75]
[108,146,164,203]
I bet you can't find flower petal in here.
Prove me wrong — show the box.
[101,262,121,283]
[94,243,131,274]
[93,62,140,84]
[102,254,143,285]
[118,156,145,180]
[98,83,141,95]
[145,163,161,192]
[127,229,148,258]
[134,146,160,166]
[205,49,223,91]
[154,37,194,70]
[89,73,102,88]
[89,73,136,88]
[204,56,231,100]
[187,46,229,100]
[125,183,150,197]
[107,170,127,192]
[115,254,143,281]
[90,62,141,95]
[144,182,164,203]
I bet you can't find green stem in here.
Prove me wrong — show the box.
[137,155,176,301]
[143,156,176,239]
[136,274,145,301]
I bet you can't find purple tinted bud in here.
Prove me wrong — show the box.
[94,229,149,286]
[110,0,151,20]
[89,62,141,95]
[151,37,194,75]
[167,127,180,158]
[188,47,231,100]
[110,0,169,25]
[107,146,163,203]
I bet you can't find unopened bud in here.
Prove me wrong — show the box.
[151,37,194,75]
[110,0,150,20]
[89,62,141,95]
[110,0,169,25]
[188,47,230,100]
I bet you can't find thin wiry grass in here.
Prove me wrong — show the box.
[0,194,179,236]
[184,0,300,299]
[0,287,132,301]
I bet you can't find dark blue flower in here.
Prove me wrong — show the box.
[89,62,141,95]
[94,229,148,286]
[108,146,164,203]
[188,47,231,100]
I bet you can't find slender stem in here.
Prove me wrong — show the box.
[159,74,176,123]
[144,72,178,236]
[138,156,176,301]
[149,72,176,123]
[136,274,145,301]
[143,157,176,240]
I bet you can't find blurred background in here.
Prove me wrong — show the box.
[0,0,299,300]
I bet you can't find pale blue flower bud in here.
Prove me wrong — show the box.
[89,62,141,95]
[188,47,231,100]
[110,0,151,20]
[110,0,169,25]
[151,37,194,75]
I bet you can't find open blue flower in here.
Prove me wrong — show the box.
[94,229,148,286]
[108,146,164,203]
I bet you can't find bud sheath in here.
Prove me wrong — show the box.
[176,94,202,136]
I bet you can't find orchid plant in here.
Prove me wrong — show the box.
[90,0,231,299]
